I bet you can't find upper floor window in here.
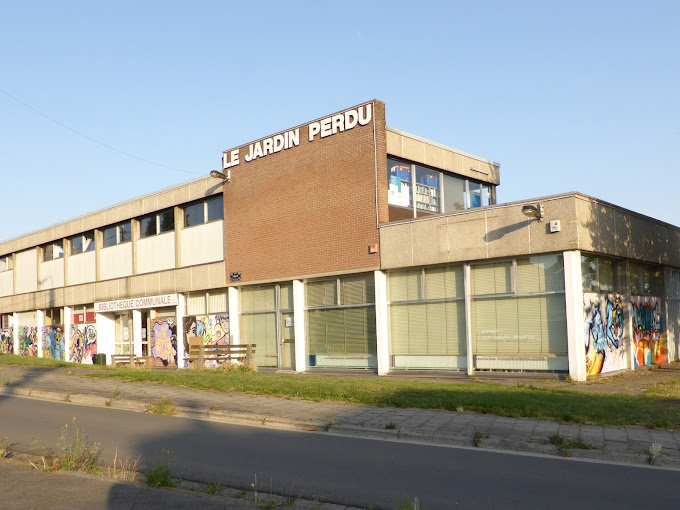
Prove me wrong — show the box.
[43,240,64,261]
[387,158,493,221]
[103,221,132,248]
[70,231,95,255]
[0,255,12,272]
[184,195,223,228]
[140,208,175,238]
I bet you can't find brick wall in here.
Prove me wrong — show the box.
[224,100,387,283]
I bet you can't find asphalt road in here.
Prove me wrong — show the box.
[1,394,678,509]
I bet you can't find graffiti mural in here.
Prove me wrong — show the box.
[69,324,97,364]
[42,325,65,360]
[0,328,13,354]
[18,326,38,357]
[631,296,665,367]
[584,293,626,375]
[150,317,177,366]
[182,314,230,367]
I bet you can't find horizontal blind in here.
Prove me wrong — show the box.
[389,270,421,302]
[208,291,228,313]
[280,283,293,311]
[187,294,206,315]
[307,280,337,307]
[241,286,276,312]
[471,263,512,295]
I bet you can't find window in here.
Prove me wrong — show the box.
[43,240,64,261]
[387,158,495,221]
[306,274,377,368]
[0,255,12,272]
[241,285,278,367]
[629,262,662,296]
[580,255,625,293]
[184,195,223,227]
[140,208,175,238]
[70,231,94,255]
[471,255,568,362]
[103,221,132,248]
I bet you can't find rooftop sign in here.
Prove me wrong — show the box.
[222,103,373,171]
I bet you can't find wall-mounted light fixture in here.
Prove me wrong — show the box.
[521,203,544,221]
[210,170,231,181]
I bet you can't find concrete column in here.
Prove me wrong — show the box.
[228,287,240,345]
[132,309,143,357]
[131,219,139,275]
[95,313,115,365]
[63,238,69,287]
[293,280,306,373]
[12,312,19,355]
[176,294,186,368]
[464,264,474,375]
[563,250,587,381]
[174,206,183,268]
[63,306,72,362]
[374,271,389,376]
[36,310,44,358]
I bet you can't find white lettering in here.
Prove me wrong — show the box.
[222,149,239,169]
[252,141,263,159]
[288,128,299,147]
[358,103,372,125]
[273,134,285,152]
[308,122,320,142]
[331,114,344,135]
[320,117,332,138]
[262,137,273,156]
[344,109,358,130]
[245,143,254,162]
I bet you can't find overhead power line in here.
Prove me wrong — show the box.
[0,86,201,176]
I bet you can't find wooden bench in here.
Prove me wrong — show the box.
[186,337,256,370]
[111,354,148,367]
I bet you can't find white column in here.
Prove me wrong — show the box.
[293,280,306,373]
[176,295,186,368]
[228,287,240,345]
[374,271,389,375]
[132,309,143,357]
[63,306,72,362]
[36,310,44,358]
[563,250,587,381]
[12,312,19,355]
[464,264,474,376]
[95,313,115,365]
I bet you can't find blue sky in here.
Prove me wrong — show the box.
[1,1,678,242]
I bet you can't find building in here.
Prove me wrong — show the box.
[1,99,679,381]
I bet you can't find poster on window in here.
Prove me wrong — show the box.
[388,164,412,207]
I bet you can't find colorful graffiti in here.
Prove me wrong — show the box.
[631,296,665,367]
[150,317,177,366]
[18,326,38,357]
[584,293,626,375]
[69,324,97,364]
[182,314,230,367]
[42,325,65,360]
[0,328,13,354]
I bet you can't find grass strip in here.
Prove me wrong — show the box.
[79,368,680,429]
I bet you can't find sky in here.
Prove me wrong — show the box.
[1,1,678,242]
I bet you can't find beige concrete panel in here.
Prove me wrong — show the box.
[386,131,402,156]
[575,198,597,253]
[527,198,579,254]
[67,251,96,286]
[443,151,463,175]
[189,181,208,201]
[81,283,95,304]
[15,249,38,294]
[40,259,65,290]
[130,275,145,298]
[62,286,76,306]
[410,217,449,266]
[208,262,226,288]
[190,264,210,291]
[105,280,119,300]
[0,271,13,297]
[141,195,159,215]
[379,223,413,270]
[137,233,176,274]
[95,281,108,302]
[128,199,144,219]
[485,208,531,259]
[157,190,175,210]
[180,221,224,267]
[174,267,192,292]
[144,273,161,295]
[53,223,69,239]
[159,272,176,293]
[118,277,131,298]
[401,136,425,164]
[629,214,668,264]
[173,186,191,206]
[422,144,445,171]
[81,215,96,232]
[445,212,488,262]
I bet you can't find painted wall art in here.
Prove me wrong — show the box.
[18,326,38,357]
[69,324,97,364]
[0,328,12,354]
[182,314,230,367]
[584,293,626,375]
[631,296,666,367]
[150,317,177,366]
[42,325,65,360]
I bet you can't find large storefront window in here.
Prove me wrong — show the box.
[388,158,493,222]
[306,274,377,369]
[388,265,466,370]
[471,255,568,371]
[241,285,277,367]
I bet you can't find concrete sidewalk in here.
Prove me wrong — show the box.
[1,364,679,469]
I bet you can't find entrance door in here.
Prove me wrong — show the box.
[280,312,295,370]
[114,312,132,355]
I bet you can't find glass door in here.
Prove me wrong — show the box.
[114,312,132,355]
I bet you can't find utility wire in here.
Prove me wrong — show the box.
[0,86,202,176]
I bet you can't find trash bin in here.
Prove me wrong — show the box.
[93,354,107,366]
